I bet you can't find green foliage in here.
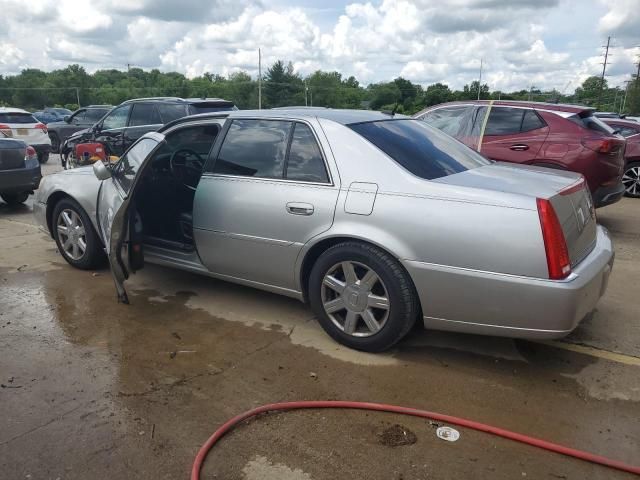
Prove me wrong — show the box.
[0,62,635,116]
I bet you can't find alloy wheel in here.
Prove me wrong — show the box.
[622,165,640,196]
[57,209,87,260]
[321,261,390,337]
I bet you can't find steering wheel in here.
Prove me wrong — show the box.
[169,148,204,189]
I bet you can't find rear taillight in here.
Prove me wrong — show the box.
[0,124,12,137]
[35,123,48,133]
[25,146,37,161]
[581,137,614,153]
[559,176,586,196]
[536,198,571,280]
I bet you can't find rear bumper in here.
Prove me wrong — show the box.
[33,200,49,235]
[593,181,624,208]
[404,226,614,339]
[0,161,42,193]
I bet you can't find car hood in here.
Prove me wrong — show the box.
[46,121,68,128]
[67,128,91,141]
[434,161,582,199]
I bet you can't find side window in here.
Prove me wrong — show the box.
[113,138,158,193]
[521,110,546,132]
[102,105,131,130]
[85,109,108,123]
[285,123,329,183]
[129,104,161,127]
[157,104,189,123]
[484,107,524,136]
[71,110,86,124]
[213,119,290,178]
[420,106,470,136]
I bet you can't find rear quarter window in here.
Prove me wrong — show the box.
[349,119,490,180]
[567,114,615,135]
[0,113,38,124]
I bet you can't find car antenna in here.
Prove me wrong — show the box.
[381,102,399,116]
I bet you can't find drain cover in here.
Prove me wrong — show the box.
[436,426,460,442]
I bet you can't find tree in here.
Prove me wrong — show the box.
[574,76,608,105]
[423,83,453,107]
[458,81,489,100]
[263,60,304,108]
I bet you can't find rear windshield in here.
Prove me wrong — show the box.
[348,119,491,180]
[568,113,615,135]
[0,113,38,124]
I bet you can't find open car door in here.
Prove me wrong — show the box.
[95,132,164,303]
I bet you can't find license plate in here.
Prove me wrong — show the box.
[17,128,28,136]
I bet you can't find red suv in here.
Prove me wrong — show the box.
[602,118,640,198]
[415,101,626,207]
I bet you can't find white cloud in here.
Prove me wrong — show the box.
[0,0,638,93]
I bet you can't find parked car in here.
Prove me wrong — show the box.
[32,107,73,125]
[47,105,112,154]
[61,97,236,165]
[0,107,52,163]
[603,118,640,197]
[625,116,640,123]
[595,111,626,119]
[34,109,613,352]
[415,101,626,208]
[0,132,41,205]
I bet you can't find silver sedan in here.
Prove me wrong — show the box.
[33,109,614,352]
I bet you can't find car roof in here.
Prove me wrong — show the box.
[428,100,593,114]
[158,108,409,132]
[119,97,233,105]
[0,107,31,114]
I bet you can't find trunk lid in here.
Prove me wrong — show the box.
[0,138,26,171]
[437,162,597,267]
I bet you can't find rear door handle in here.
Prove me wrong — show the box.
[286,202,314,216]
[510,144,529,151]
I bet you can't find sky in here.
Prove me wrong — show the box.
[0,0,638,92]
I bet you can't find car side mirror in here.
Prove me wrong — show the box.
[93,160,112,180]
[63,115,71,123]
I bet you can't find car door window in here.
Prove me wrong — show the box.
[157,104,189,123]
[285,123,329,183]
[484,107,524,136]
[113,138,158,194]
[520,109,546,132]
[129,103,162,127]
[85,108,109,124]
[71,110,86,124]
[102,105,131,130]
[212,119,291,178]
[419,106,470,136]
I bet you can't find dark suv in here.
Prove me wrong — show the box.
[61,97,236,163]
[415,101,626,207]
[47,105,112,153]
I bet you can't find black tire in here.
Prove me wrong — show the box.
[622,161,640,198]
[1,192,29,205]
[52,198,105,270]
[49,133,60,153]
[308,242,418,352]
[38,152,49,164]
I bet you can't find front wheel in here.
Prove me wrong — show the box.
[1,192,29,205]
[49,133,60,153]
[308,242,418,352]
[52,198,105,269]
[622,161,640,198]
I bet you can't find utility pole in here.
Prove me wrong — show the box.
[621,80,631,113]
[75,87,81,108]
[597,36,611,109]
[258,48,262,110]
[477,58,483,100]
[305,80,308,107]
[528,85,535,101]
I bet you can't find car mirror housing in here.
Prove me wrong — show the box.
[93,160,112,181]
[63,115,71,123]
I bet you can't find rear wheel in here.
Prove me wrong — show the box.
[38,152,49,164]
[52,198,104,269]
[622,161,640,198]
[308,242,418,352]
[1,192,29,205]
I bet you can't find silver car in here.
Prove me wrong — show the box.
[33,109,614,352]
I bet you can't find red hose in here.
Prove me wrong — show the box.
[191,400,640,479]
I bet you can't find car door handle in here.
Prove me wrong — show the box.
[510,144,529,151]
[286,202,314,215]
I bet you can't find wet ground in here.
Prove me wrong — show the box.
[1,156,639,479]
